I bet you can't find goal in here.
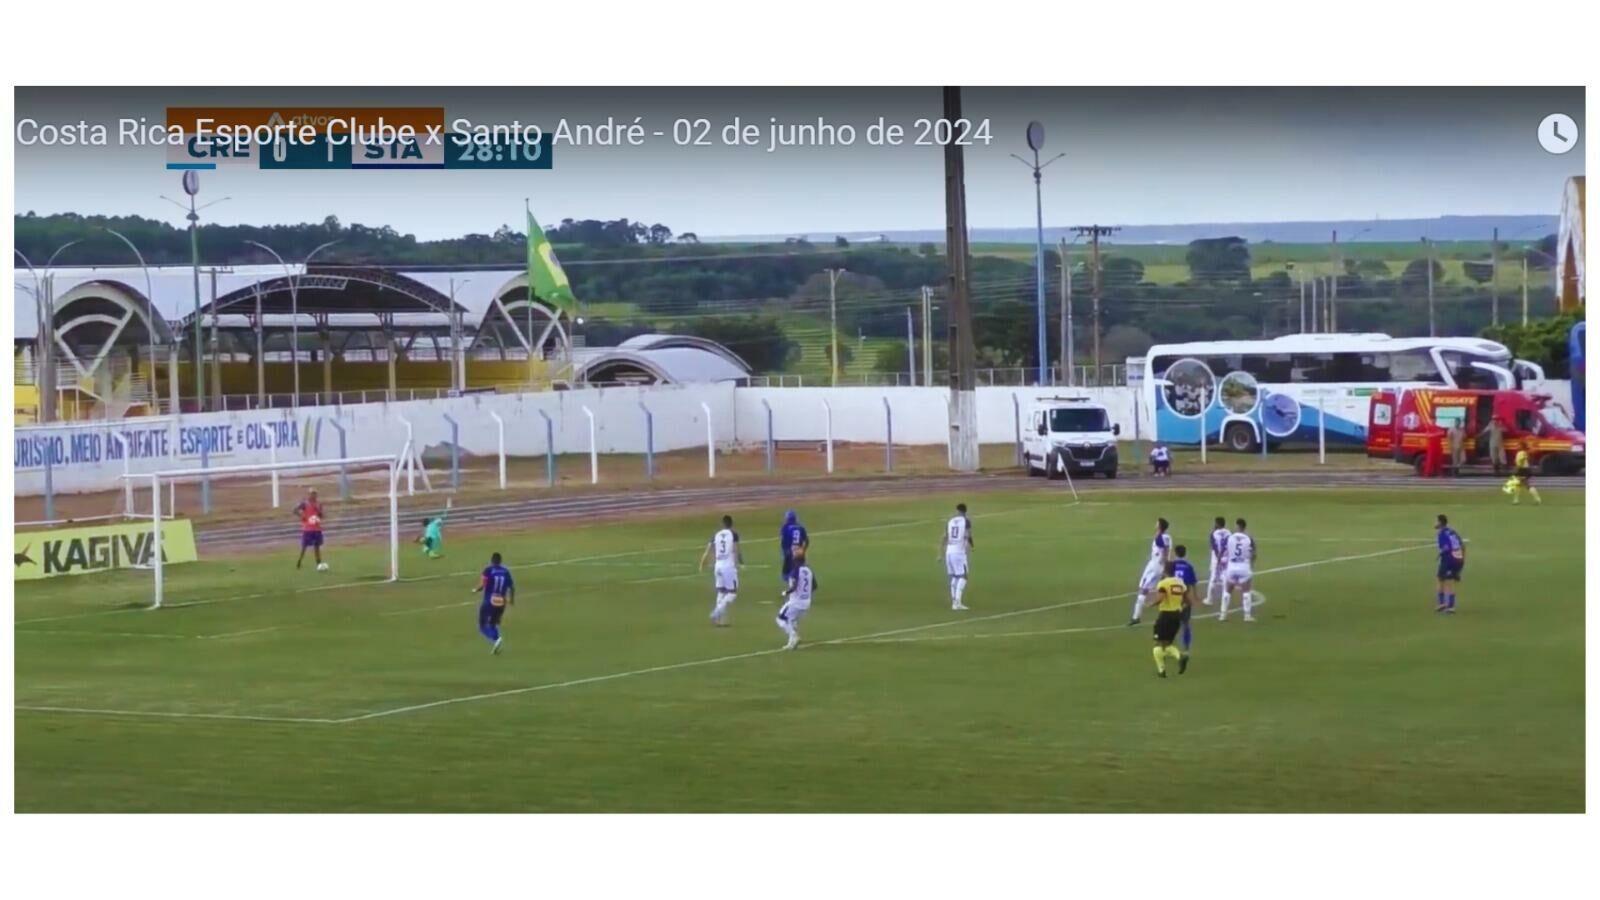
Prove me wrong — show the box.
[128,453,403,609]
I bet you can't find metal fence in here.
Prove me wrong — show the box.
[742,364,1128,388]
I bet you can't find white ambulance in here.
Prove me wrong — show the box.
[1022,396,1122,479]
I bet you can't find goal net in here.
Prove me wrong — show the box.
[129,454,402,609]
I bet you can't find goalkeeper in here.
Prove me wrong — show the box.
[418,500,453,559]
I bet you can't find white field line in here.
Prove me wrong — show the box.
[332,545,1422,725]
[11,542,1421,727]
[13,506,1040,626]
[12,705,340,725]
[850,597,1268,644]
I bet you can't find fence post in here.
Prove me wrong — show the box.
[1012,392,1023,466]
[113,432,133,517]
[1259,395,1269,461]
[883,396,894,473]
[583,405,599,484]
[489,410,507,489]
[43,450,55,522]
[398,415,415,496]
[200,438,212,514]
[323,417,351,500]
[538,409,556,487]
[760,399,775,474]
[701,402,716,479]
[822,399,834,474]
[442,413,461,490]
[270,420,281,508]
[639,401,655,480]
[1317,390,1326,465]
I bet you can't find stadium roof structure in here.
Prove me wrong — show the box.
[1558,176,1585,311]
[13,263,749,394]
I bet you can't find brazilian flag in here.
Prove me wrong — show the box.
[526,207,577,316]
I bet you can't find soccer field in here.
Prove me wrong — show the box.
[13,483,1584,812]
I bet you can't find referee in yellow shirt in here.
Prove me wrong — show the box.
[1150,562,1190,677]
[1504,439,1542,505]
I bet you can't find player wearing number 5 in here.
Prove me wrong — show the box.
[938,502,974,611]
[473,552,516,655]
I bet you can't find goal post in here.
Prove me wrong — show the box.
[128,452,402,609]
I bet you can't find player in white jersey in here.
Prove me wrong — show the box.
[1128,518,1174,625]
[1204,516,1231,607]
[697,514,742,626]
[776,547,817,650]
[939,502,974,611]
[1218,517,1258,623]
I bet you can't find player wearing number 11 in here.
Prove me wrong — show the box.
[473,552,516,655]
[939,502,974,611]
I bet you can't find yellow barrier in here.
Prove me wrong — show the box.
[14,519,198,581]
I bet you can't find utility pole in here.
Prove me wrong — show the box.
[1072,225,1119,382]
[906,306,917,385]
[1010,122,1063,386]
[1423,237,1436,337]
[1330,230,1339,333]
[942,86,978,471]
[1059,238,1071,386]
[921,286,933,386]
[1491,227,1500,326]
[209,268,222,408]
[1521,257,1530,326]
[1310,277,1319,333]
[825,267,846,386]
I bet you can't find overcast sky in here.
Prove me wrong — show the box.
[13,86,1585,240]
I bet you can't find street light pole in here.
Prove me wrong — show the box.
[16,241,83,423]
[1423,237,1436,337]
[162,179,228,409]
[245,239,340,408]
[1012,124,1064,386]
[825,267,846,386]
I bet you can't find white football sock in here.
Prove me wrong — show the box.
[1242,591,1254,617]
[1131,593,1146,620]
[1219,592,1231,618]
[954,577,967,605]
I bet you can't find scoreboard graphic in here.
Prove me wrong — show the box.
[162,106,552,171]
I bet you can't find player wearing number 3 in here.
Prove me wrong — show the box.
[939,502,974,611]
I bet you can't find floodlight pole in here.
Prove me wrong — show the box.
[244,238,340,408]
[826,268,846,386]
[1011,132,1064,387]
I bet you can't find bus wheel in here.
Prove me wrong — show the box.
[1223,423,1257,452]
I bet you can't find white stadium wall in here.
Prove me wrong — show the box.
[15,384,738,496]
[40,379,1587,497]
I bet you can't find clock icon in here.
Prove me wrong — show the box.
[1538,113,1578,155]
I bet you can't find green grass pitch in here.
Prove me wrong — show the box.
[13,485,1583,812]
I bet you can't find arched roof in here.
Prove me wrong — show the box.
[572,345,751,385]
[1558,176,1585,310]
[617,333,752,370]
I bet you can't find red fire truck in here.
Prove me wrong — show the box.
[1367,388,1584,475]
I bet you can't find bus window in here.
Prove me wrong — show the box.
[1387,349,1444,383]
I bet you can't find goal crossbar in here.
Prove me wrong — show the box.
[129,452,403,609]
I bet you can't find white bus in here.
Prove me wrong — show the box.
[1142,334,1545,451]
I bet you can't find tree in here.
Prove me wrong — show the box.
[918,242,937,257]
[1482,310,1584,378]
[1100,256,1145,287]
[1101,325,1154,361]
[823,340,854,371]
[1184,237,1251,283]
[1399,258,1446,291]
[1462,260,1494,284]
[672,316,795,372]
[678,232,700,244]
[834,236,850,248]
[647,223,673,245]
[1525,233,1558,270]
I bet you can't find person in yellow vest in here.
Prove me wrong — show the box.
[1149,562,1190,678]
[1503,438,1542,505]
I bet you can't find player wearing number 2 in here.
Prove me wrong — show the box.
[939,502,974,611]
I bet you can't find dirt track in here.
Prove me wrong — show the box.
[195,467,1581,553]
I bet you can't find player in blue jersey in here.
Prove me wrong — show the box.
[471,551,516,654]
[1172,544,1199,669]
[779,509,810,593]
[1434,514,1465,614]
